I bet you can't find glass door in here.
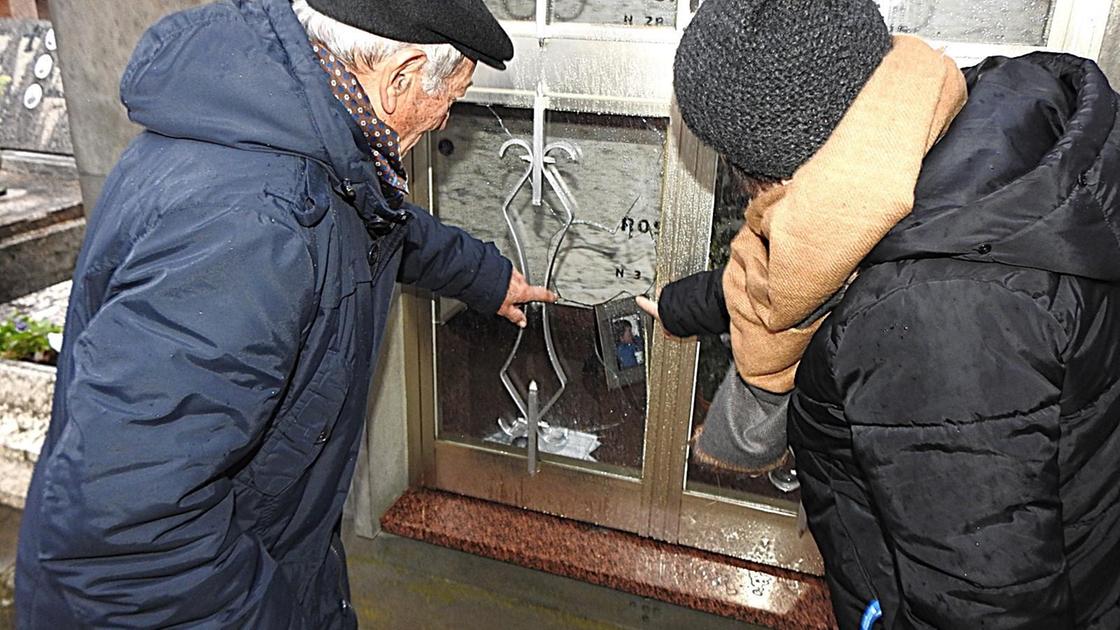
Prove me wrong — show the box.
[403,0,712,538]
[428,105,666,479]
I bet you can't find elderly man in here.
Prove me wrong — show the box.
[15,0,550,627]
[645,0,1120,627]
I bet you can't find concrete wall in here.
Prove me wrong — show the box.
[47,0,206,208]
[347,292,411,538]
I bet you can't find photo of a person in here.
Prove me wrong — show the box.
[613,316,644,370]
[596,298,650,390]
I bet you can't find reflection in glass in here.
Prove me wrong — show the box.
[550,0,676,27]
[876,0,1054,45]
[686,159,801,505]
[430,104,667,473]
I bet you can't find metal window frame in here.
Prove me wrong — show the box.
[403,102,724,528]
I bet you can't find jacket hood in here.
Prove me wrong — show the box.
[120,0,386,224]
[867,53,1120,281]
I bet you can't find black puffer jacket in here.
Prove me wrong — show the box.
[794,53,1120,629]
[662,52,1120,629]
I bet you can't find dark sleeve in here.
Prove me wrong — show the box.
[829,280,1071,629]
[397,204,513,314]
[658,267,731,337]
[36,206,314,628]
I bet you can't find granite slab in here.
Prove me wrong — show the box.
[382,488,838,630]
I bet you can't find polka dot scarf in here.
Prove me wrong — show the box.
[312,41,409,209]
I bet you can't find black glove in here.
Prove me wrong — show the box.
[658,267,731,337]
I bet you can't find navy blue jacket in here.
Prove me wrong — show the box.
[15,1,510,627]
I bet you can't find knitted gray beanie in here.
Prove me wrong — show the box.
[674,0,892,181]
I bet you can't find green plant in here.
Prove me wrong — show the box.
[0,315,61,363]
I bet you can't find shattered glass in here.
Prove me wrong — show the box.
[430,104,667,472]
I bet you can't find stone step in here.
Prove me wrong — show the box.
[0,418,42,465]
[0,414,40,511]
[0,217,85,304]
[0,359,54,509]
[0,360,55,418]
[0,457,32,510]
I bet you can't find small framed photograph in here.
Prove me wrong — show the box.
[595,297,652,390]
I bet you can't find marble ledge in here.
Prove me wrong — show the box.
[381,488,837,630]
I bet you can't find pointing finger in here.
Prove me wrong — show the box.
[504,305,527,328]
[521,285,557,304]
[636,295,660,322]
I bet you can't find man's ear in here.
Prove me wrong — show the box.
[380,48,429,115]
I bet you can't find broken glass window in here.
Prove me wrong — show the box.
[430,104,667,472]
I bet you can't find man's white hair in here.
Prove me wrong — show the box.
[292,0,465,94]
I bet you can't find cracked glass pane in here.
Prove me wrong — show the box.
[430,104,667,473]
[541,110,664,307]
[876,0,1055,45]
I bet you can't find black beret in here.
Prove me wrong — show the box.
[305,0,514,70]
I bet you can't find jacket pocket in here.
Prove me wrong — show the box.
[245,347,351,497]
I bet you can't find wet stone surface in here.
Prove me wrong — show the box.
[382,488,835,629]
[0,164,80,242]
[0,506,745,630]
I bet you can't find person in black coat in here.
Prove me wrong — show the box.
[643,0,1120,627]
[15,0,552,627]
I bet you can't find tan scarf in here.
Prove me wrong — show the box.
[723,35,968,394]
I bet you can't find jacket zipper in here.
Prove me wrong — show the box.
[331,538,351,615]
